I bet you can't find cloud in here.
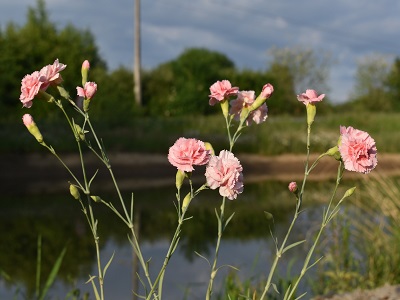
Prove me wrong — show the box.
[1,0,399,103]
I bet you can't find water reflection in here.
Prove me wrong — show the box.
[0,180,347,299]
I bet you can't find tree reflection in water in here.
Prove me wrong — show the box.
[0,179,344,299]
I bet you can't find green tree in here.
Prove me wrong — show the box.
[0,0,106,119]
[349,53,392,111]
[267,46,332,95]
[386,57,400,110]
[143,48,235,116]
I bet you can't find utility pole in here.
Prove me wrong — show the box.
[134,0,142,106]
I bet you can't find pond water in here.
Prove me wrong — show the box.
[0,180,348,299]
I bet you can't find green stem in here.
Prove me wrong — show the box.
[285,162,344,300]
[84,117,155,296]
[145,181,199,300]
[259,122,314,300]
[206,197,226,300]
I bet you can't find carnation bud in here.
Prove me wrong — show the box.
[325,145,342,161]
[69,184,80,200]
[73,124,86,141]
[288,181,298,193]
[204,142,215,156]
[181,192,192,213]
[81,60,90,86]
[90,195,102,203]
[22,114,44,143]
[249,83,274,112]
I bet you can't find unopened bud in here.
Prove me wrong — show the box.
[181,192,192,213]
[204,142,215,156]
[81,60,90,86]
[288,181,298,193]
[90,195,102,203]
[69,184,80,200]
[326,145,341,161]
[22,114,43,143]
[249,83,274,111]
[73,124,86,141]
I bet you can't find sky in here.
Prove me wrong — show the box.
[1,0,400,103]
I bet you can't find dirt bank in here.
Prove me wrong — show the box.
[2,152,400,195]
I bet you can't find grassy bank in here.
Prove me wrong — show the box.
[3,111,398,155]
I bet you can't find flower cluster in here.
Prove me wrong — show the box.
[209,80,274,125]
[19,59,67,108]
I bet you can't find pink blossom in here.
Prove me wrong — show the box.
[248,103,268,125]
[230,90,255,115]
[22,113,34,127]
[209,80,239,106]
[230,91,268,125]
[205,150,244,200]
[338,126,377,174]
[82,60,90,71]
[19,71,44,108]
[288,181,298,193]
[260,83,274,99]
[39,59,67,90]
[297,89,325,105]
[168,137,211,172]
[76,82,98,100]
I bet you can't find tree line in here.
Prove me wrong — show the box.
[1,0,399,122]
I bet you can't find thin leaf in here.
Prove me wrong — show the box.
[282,240,306,254]
[271,283,280,294]
[103,251,115,278]
[215,264,239,272]
[224,212,236,229]
[294,292,307,300]
[283,284,291,299]
[88,169,99,189]
[194,251,211,268]
[264,211,273,220]
[306,256,324,271]
[88,276,101,300]
[130,193,134,222]
[39,246,67,300]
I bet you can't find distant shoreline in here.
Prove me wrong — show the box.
[3,152,399,195]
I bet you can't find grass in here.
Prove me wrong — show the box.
[4,111,400,155]
[313,173,400,296]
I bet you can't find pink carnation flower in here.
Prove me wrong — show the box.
[297,89,325,105]
[168,137,211,172]
[205,150,243,200]
[209,80,239,106]
[338,126,377,174]
[39,59,67,90]
[230,90,255,114]
[19,71,44,108]
[230,91,268,125]
[249,103,268,125]
[77,82,98,100]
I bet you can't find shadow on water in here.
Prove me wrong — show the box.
[0,179,355,299]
